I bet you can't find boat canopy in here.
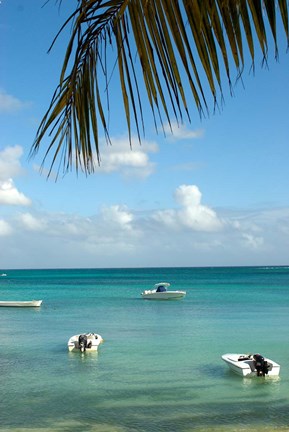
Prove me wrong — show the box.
[155,282,170,292]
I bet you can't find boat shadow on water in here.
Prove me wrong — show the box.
[199,363,227,379]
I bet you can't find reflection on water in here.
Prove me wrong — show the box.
[241,375,281,388]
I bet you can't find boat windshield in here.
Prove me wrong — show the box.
[156,285,167,292]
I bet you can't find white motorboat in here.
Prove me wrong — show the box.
[68,333,104,353]
[222,353,280,377]
[141,282,186,300]
[0,300,42,307]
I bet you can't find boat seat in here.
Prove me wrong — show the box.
[238,355,251,361]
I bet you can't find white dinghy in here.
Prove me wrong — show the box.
[222,353,280,377]
[141,282,186,300]
[68,333,103,353]
[0,300,42,307]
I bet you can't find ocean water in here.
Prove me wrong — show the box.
[0,266,289,432]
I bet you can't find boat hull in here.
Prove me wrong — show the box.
[68,333,103,352]
[141,291,186,300]
[222,354,280,377]
[0,300,42,307]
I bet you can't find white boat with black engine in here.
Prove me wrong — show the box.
[0,300,42,307]
[68,333,103,353]
[141,282,186,300]
[222,353,280,377]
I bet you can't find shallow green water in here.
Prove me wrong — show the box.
[0,266,289,431]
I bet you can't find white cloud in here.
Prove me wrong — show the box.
[153,184,223,232]
[0,145,24,180]
[0,179,31,206]
[241,233,264,249]
[0,219,13,236]
[100,205,134,227]
[0,146,32,207]
[1,184,289,268]
[18,212,45,231]
[0,91,28,113]
[163,121,204,140]
[97,136,158,178]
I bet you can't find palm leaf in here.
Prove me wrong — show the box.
[30,0,289,176]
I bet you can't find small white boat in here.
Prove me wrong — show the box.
[141,282,186,300]
[222,353,280,377]
[68,333,104,353]
[0,300,42,307]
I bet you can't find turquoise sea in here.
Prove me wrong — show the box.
[0,266,289,432]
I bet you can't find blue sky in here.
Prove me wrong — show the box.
[1,1,289,269]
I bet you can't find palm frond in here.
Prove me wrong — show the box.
[30,0,289,177]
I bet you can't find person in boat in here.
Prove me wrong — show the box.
[78,334,88,351]
[253,354,269,376]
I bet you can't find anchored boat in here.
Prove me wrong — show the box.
[0,300,42,307]
[222,353,280,377]
[68,333,103,353]
[141,282,186,300]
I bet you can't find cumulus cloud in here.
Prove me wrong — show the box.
[15,206,136,242]
[0,90,28,113]
[100,205,134,227]
[153,184,223,232]
[1,183,289,268]
[18,212,45,231]
[0,219,13,236]
[0,145,24,180]
[97,136,158,178]
[4,205,141,267]
[0,146,32,206]
[163,121,204,140]
[0,179,31,206]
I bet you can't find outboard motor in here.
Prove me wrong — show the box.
[253,354,269,376]
[78,334,88,353]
